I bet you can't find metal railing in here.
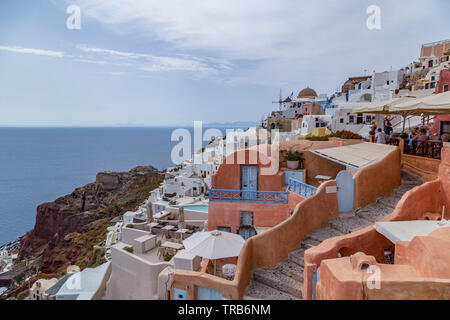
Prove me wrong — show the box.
[287,178,318,198]
[209,189,289,204]
[403,140,443,159]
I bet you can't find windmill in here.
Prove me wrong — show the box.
[272,89,293,111]
[272,88,283,111]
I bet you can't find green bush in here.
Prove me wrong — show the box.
[125,247,134,253]
[286,151,305,161]
[307,136,329,141]
[126,224,134,228]
[331,131,362,140]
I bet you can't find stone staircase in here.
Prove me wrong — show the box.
[244,170,422,300]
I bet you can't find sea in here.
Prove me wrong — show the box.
[0,125,250,246]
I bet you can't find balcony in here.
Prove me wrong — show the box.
[404,140,443,159]
[287,178,318,198]
[209,189,289,204]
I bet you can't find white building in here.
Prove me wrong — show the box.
[300,115,332,136]
[326,102,379,137]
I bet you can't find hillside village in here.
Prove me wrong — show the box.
[2,39,450,300]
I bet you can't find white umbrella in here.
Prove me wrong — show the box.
[183,230,245,260]
[183,230,245,275]
[390,91,450,114]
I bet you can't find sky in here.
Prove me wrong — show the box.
[0,0,449,126]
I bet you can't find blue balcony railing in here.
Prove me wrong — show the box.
[287,178,317,198]
[209,189,289,204]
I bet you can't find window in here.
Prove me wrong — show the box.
[425,83,429,89]
[217,226,231,233]
[444,84,449,92]
[430,82,436,89]
[240,212,254,227]
[357,115,363,124]
[349,115,354,123]
[340,118,344,123]
[386,81,390,85]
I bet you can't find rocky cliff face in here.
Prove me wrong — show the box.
[19,166,164,274]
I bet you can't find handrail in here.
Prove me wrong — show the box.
[209,189,289,204]
[404,140,443,159]
[287,178,317,198]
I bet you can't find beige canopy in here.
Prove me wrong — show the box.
[389,91,450,115]
[352,97,415,114]
[311,143,397,169]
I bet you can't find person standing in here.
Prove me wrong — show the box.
[384,116,393,135]
[375,128,387,144]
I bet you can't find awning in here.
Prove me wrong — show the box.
[389,91,450,115]
[310,142,397,169]
[352,97,415,114]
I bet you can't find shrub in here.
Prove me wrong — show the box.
[331,131,362,140]
[164,254,172,261]
[307,136,329,141]
[286,151,305,161]
[125,247,134,253]
[126,224,134,228]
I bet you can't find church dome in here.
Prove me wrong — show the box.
[297,87,318,99]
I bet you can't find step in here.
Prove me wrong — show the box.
[252,268,303,298]
[356,202,393,223]
[394,184,418,196]
[244,280,301,300]
[275,260,304,282]
[288,247,306,267]
[301,238,321,249]
[400,170,423,185]
[329,216,373,234]
[378,193,403,209]
[307,226,344,242]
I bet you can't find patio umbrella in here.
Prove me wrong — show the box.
[183,230,245,275]
[390,91,450,115]
[352,97,414,114]
[353,96,436,133]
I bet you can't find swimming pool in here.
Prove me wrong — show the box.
[172,204,209,213]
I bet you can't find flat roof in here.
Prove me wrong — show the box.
[310,142,397,169]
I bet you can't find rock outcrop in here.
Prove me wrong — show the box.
[19,166,164,274]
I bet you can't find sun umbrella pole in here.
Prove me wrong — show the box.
[402,113,407,133]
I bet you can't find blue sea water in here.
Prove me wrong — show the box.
[0,126,244,245]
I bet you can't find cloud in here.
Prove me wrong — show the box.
[77,45,232,74]
[71,0,450,91]
[0,45,64,58]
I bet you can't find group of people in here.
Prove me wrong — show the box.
[372,116,394,144]
[371,116,430,145]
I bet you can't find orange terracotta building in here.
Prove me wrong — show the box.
[309,142,450,300]
[208,147,305,239]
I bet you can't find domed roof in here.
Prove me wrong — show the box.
[297,87,317,99]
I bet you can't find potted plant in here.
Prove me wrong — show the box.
[286,151,304,169]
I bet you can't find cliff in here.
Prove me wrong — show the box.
[19,165,164,274]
